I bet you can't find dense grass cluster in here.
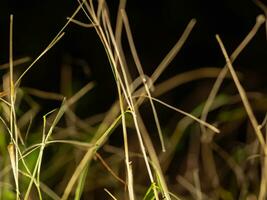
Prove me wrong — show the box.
[1,0,267,199]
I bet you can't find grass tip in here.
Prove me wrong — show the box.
[256,14,265,24]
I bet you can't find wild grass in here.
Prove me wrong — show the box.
[1,0,267,199]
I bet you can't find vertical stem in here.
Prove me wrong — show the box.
[9,14,20,200]
[118,83,135,200]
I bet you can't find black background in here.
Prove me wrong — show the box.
[0,0,267,116]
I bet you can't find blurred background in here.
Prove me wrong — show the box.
[1,0,267,199]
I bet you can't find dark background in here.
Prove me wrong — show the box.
[1,1,267,199]
[0,0,267,116]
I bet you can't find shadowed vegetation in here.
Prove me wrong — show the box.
[1,0,267,200]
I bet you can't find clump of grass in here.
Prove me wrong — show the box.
[1,0,267,200]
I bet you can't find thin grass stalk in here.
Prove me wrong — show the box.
[101,8,160,199]
[94,4,158,196]
[216,35,266,153]
[117,10,174,199]
[135,95,219,133]
[61,114,122,200]
[8,14,21,200]
[114,0,127,70]
[104,188,118,200]
[102,3,155,163]
[74,163,88,200]
[14,0,89,87]
[100,9,134,109]
[25,100,66,199]
[259,160,266,200]
[133,19,196,109]
[97,0,105,20]
[67,1,197,199]
[211,143,245,185]
[93,19,132,107]
[5,9,82,198]
[152,67,226,97]
[3,112,43,199]
[134,113,174,200]
[118,79,135,199]
[24,109,56,200]
[151,19,196,82]
[193,170,202,200]
[19,170,60,200]
[120,9,165,152]
[88,17,197,143]
[200,15,265,134]
[198,18,265,192]
[4,118,43,199]
[258,125,267,200]
[25,81,94,198]
[115,2,163,198]
[68,2,159,199]
[39,182,60,200]
[0,57,30,70]
[89,4,201,199]
[254,0,267,41]
[177,175,212,200]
